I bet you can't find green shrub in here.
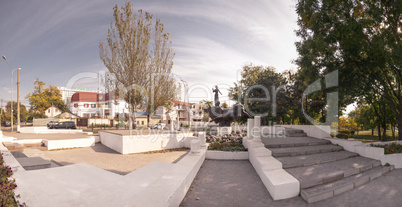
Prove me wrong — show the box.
[336,133,349,139]
[208,142,247,151]
[0,153,26,206]
[339,130,351,135]
[385,163,391,166]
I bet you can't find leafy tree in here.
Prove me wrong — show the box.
[100,2,176,129]
[296,0,402,139]
[26,79,67,115]
[5,101,29,123]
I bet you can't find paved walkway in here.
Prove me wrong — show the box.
[21,143,189,174]
[180,160,306,207]
[180,160,402,207]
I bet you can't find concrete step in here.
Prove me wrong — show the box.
[270,145,344,157]
[3,142,24,151]
[277,151,359,169]
[263,137,331,148]
[286,156,381,189]
[301,165,394,203]
[286,132,307,137]
[16,157,52,171]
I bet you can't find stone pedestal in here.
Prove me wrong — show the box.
[247,118,254,138]
[198,132,206,148]
[190,139,201,154]
[253,116,261,141]
[217,127,232,136]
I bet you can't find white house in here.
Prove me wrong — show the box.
[45,105,63,118]
[68,91,129,118]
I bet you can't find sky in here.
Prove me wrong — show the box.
[0,0,300,107]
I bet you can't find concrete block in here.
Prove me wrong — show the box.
[190,139,200,154]
[252,156,282,171]
[249,147,272,157]
[246,118,254,138]
[44,137,96,150]
[262,169,300,200]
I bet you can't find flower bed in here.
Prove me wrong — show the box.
[207,142,247,151]
[370,142,402,154]
[0,153,25,207]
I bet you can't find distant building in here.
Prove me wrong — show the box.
[155,100,206,128]
[58,87,100,104]
[44,105,62,118]
[68,91,129,118]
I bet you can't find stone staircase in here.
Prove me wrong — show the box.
[262,136,394,203]
[284,128,307,137]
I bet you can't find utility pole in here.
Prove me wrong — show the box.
[17,69,20,131]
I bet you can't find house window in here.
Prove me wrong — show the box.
[48,109,50,113]
[141,121,144,125]
[74,103,78,108]
[168,120,171,124]
[199,112,202,116]
[193,112,195,115]
[84,104,89,108]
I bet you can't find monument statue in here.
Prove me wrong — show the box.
[204,86,250,127]
[212,85,222,107]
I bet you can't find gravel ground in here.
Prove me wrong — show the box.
[22,143,189,175]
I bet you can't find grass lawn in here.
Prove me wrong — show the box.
[335,130,399,142]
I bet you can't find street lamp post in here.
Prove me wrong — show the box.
[2,56,21,132]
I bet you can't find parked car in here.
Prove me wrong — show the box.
[47,121,59,128]
[50,121,76,129]
[150,123,168,130]
[2,121,11,127]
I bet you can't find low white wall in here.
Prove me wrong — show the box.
[275,125,331,138]
[206,150,248,160]
[99,131,193,154]
[43,137,96,150]
[243,137,300,200]
[0,143,26,174]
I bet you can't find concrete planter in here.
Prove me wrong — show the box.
[206,150,248,160]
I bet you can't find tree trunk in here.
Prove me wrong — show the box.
[398,115,402,140]
[382,124,387,140]
[371,128,374,136]
[147,115,150,128]
[378,124,382,141]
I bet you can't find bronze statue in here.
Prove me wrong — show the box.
[204,85,250,127]
[212,85,222,107]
